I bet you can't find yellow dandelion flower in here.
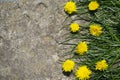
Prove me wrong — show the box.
[76,66,92,80]
[95,59,108,71]
[64,1,77,14]
[89,24,102,36]
[62,60,75,72]
[70,23,80,32]
[88,1,99,11]
[75,41,88,55]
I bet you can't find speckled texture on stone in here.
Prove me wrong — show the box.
[0,0,73,80]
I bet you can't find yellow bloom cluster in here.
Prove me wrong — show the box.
[62,1,111,80]
[89,24,102,36]
[70,23,80,32]
[75,41,88,55]
[88,1,99,11]
[62,60,75,72]
[75,66,92,80]
[95,59,108,71]
[64,1,77,14]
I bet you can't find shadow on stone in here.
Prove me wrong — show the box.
[64,10,77,17]
[89,10,98,16]
[62,71,72,77]
[70,31,79,34]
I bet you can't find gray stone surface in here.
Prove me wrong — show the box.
[0,0,18,2]
[0,0,73,80]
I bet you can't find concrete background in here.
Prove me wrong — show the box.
[0,0,18,2]
[0,0,73,80]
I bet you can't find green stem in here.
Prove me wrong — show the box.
[105,26,120,42]
[109,53,119,68]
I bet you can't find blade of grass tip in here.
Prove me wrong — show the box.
[77,6,87,12]
[62,45,76,55]
[107,7,116,12]
[110,1,116,7]
[96,71,108,80]
[58,59,64,64]
[66,46,76,57]
[89,51,107,66]
[105,26,120,42]
[114,59,120,67]
[60,16,71,31]
[59,37,76,44]
[67,34,81,40]
[70,45,76,53]
[64,50,74,55]
[94,32,118,45]
[110,43,120,47]
[77,16,91,22]
[109,53,119,68]
[71,15,89,22]
[60,43,76,45]
[55,34,71,44]
[95,37,113,46]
